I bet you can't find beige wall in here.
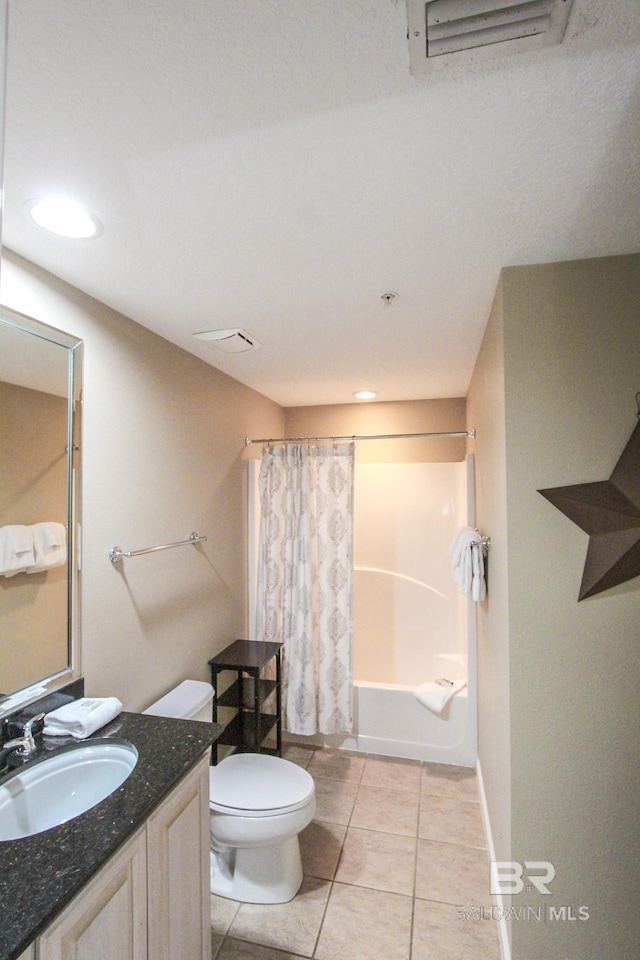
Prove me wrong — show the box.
[466,279,511,869]
[1,249,285,710]
[470,253,640,958]
[284,397,467,463]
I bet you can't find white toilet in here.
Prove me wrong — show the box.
[143,680,315,904]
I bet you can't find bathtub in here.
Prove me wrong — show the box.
[350,679,474,765]
[286,677,475,767]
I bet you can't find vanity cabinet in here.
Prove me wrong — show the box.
[33,753,210,960]
[147,751,211,960]
[208,639,282,764]
[38,829,147,960]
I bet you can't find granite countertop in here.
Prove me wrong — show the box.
[0,711,224,960]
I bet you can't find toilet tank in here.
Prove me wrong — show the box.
[143,680,214,723]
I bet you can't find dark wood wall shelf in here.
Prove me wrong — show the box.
[208,639,282,764]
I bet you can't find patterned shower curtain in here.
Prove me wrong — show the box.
[255,442,355,736]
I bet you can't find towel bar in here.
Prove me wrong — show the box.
[471,536,491,554]
[109,532,207,564]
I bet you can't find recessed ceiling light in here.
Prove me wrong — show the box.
[26,197,103,239]
[353,390,377,401]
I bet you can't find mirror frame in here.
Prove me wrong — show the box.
[0,304,82,719]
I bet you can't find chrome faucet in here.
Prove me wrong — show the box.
[0,712,46,767]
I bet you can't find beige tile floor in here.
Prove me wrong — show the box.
[211,745,501,960]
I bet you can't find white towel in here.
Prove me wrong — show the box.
[43,697,123,739]
[449,526,486,601]
[414,678,467,715]
[0,524,35,577]
[472,538,486,602]
[449,526,476,594]
[26,522,67,573]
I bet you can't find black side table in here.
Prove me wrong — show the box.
[208,639,282,764]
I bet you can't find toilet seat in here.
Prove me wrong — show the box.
[209,753,314,818]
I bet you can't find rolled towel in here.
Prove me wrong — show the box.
[43,697,123,739]
[414,678,467,715]
[0,524,35,577]
[26,522,67,573]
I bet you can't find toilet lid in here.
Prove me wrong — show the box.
[209,753,314,814]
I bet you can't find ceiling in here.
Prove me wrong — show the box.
[2,0,639,408]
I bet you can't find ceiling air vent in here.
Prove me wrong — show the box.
[407,0,574,73]
[192,328,261,354]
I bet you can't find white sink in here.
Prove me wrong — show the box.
[0,741,138,841]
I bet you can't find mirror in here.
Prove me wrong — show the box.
[0,304,82,718]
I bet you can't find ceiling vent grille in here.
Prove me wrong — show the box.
[407,0,574,72]
[192,328,261,353]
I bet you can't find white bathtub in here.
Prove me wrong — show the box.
[286,678,475,767]
[353,679,473,765]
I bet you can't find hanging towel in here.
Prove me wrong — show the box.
[472,537,486,602]
[26,522,67,573]
[43,697,123,739]
[0,525,35,577]
[449,526,476,593]
[449,526,486,601]
[414,678,467,715]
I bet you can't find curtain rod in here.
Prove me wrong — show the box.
[245,429,475,446]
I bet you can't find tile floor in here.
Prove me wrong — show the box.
[210,745,502,960]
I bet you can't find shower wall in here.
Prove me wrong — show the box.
[354,461,468,687]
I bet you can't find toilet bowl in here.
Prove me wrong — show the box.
[144,680,315,904]
[209,752,315,902]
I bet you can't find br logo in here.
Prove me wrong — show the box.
[490,861,555,896]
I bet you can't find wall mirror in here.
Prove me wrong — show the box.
[0,304,82,719]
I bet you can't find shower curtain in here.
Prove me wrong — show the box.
[256,442,355,736]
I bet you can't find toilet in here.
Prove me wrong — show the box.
[143,680,315,904]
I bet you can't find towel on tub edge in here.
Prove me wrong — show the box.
[414,679,467,715]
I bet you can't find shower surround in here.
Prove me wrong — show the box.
[343,459,476,766]
[249,457,477,767]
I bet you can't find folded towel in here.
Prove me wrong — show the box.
[414,678,467,715]
[43,697,123,739]
[0,524,35,577]
[26,522,67,573]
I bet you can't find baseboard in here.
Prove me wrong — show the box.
[476,755,511,960]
